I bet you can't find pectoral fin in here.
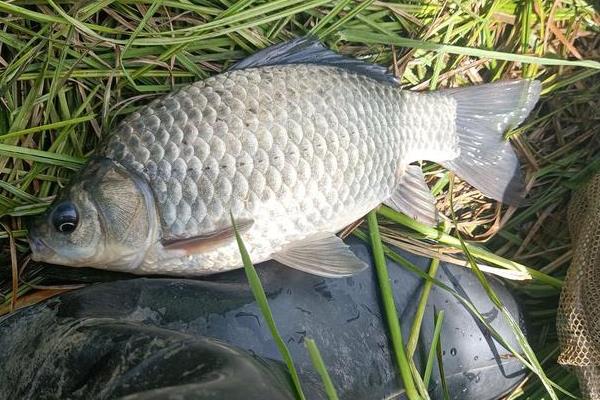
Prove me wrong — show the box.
[272,233,368,277]
[162,219,254,256]
[384,165,438,225]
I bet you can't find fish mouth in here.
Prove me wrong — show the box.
[28,236,53,262]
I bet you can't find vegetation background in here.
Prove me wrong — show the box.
[0,0,599,398]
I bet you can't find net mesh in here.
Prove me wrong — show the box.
[557,173,600,399]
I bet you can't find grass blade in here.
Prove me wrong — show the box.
[305,338,339,400]
[458,235,559,399]
[367,210,420,400]
[231,215,305,400]
[0,115,96,141]
[435,322,450,400]
[446,180,558,399]
[353,228,573,398]
[407,257,441,357]
[423,310,445,388]
[317,0,375,39]
[339,30,600,70]
[377,206,563,288]
[0,143,84,169]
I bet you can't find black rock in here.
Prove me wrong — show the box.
[0,238,527,399]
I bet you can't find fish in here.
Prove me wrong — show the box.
[27,38,541,277]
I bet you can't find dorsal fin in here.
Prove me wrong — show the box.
[229,37,398,85]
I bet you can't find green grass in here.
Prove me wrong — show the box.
[423,309,445,389]
[234,216,339,400]
[305,339,340,400]
[367,210,420,399]
[1,0,599,398]
[232,215,306,400]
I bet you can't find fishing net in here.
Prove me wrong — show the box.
[557,172,600,399]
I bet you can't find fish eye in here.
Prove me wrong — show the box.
[52,202,79,234]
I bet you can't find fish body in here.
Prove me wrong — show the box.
[28,38,541,276]
[103,65,455,274]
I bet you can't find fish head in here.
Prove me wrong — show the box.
[28,158,159,271]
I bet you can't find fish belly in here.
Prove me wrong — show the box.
[102,64,456,274]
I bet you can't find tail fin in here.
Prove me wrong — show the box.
[441,80,541,205]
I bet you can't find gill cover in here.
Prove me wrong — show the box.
[28,158,158,270]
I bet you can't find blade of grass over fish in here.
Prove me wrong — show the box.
[305,338,339,400]
[423,310,445,388]
[366,210,420,400]
[339,30,600,70]
[231,215,305,400]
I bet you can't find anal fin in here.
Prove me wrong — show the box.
[272,233,368,278]
[384,165,438,225]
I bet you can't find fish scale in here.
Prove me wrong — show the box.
[101,64,455,273]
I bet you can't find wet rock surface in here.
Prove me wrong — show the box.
[0,238,527,399]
